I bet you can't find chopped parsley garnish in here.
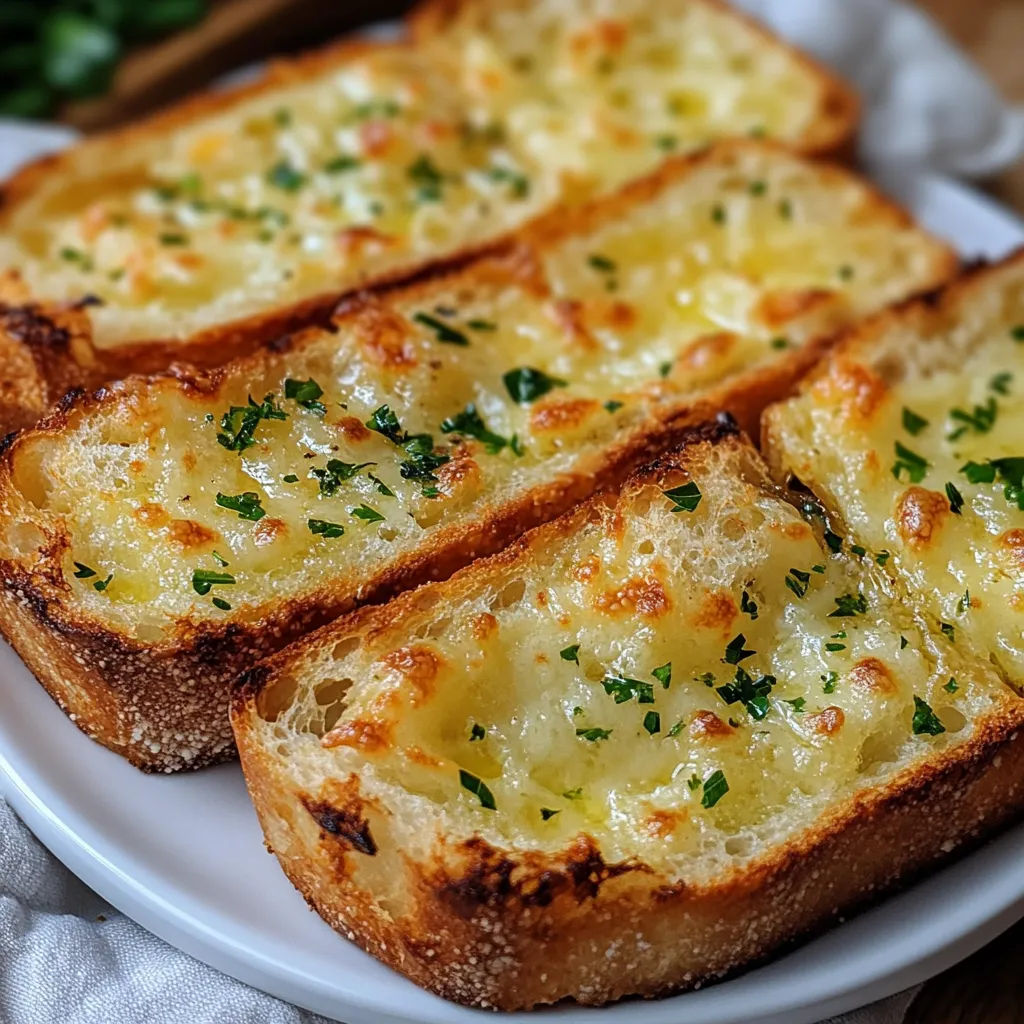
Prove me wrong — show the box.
[487,165,530,198]
[946,481,964,515]
[216,394,287,452]
[990,372,1013,395]
[467,319,496,331]
[73,562,97,579]
[655,135,677,152]
[900,635,909,649]
[502,367,568,404]
[960,458,1024,510]
[282,474,299,483]
[458,769,496,809]
[829,592,867,617]
[822,671,838,694]
[658,361,672,379]
[325,155,361,174]
[587,253,616,273]
[902,407,929,435]
[540,808,560,820]
[724,633,755,664]
[216,491,266,522]
[59,247,93,271]
[266,160,306,192]
[311,460,373,496]
[668,719,686,738]
[1012,325,1024,342]
[785,568,811,599]
[212,550,230,566]
[652,662,672,688]
[957,588,971,615]
[602,675,654,704]
[274,107,292,126]
[365,405,450,488]
[408,154,444,202]
[158,232,189,246]
[663,481,702,513]
[716,667,775,720]
[284,378,327,415]
[778,198,793,220]
[350,503,385,524]
[944,677,959,694]
[350,98,400,121]
[711,203,727,225]
[850,544,867,558]
[576,727,612,741]
[93,573,113,592]
[749,180,767,196]
[741,590,758,620]
[770,336,789,350]
[701,770,729,808]
[562,787,583,800]
[212,597,232,611]
[940,621,955,641]
[824,639,846,652]
[470,723,485,741]
[413,312,470,346]
[911,695,945,736]
[838,264,855,281]
[308,519,345,538]
[784,697,806,712]
[642,711,661,735]
[948,398,997,440]
[825,531,843,553]
[891,441,929,483]
[603,400,624,413]
[687,774,701,790]
[560,644,580,664]
[441,404,513,454]
[369,474,395,497]
[192,569,236,595]
[875,550,891,566]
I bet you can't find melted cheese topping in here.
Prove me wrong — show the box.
[0,0,848,349]
[767,261,1024,686]
[260,443,1009,871]
[2,147,947,640]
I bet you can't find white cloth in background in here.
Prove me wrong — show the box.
[1,2,1022,1022]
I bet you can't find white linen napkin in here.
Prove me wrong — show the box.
[1,2,1021,1022]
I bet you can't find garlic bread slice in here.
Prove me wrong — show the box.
[0,143,954,771]
[233,427,1024,1009]
[765,253,1024,687]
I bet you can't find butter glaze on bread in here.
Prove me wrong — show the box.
[0,0,857,431]
[0,143,953,771]
[232,427,1024,1008]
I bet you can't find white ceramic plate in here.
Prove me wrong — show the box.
[1,171,1023,1024]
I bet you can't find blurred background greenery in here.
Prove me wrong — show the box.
[0,0,209,118]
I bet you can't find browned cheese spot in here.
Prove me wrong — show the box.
[321,717,393,753]
[336,416,372,443]
[809,705,845,736]
[529,397,600,434]
[133,502,169,528]
[167,518,219,550]
[573,554,602,582]
[253,517,288,547]
[848,656,896,694]
[813,357,889,423]
[594,574,671,618]
[693,589,738,632]
[689,710,734,740]
[998,529,1024,572]
[471,612,498,642]
[641,808,687,839]
[756,288,836,328]
[896,487,949,551]
[336,225,397,262]
[437,456,482,498]
[381,644,443,705]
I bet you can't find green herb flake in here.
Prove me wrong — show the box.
[669,720,686,738]
[602,675,654,705]
[724,633,755,664]
[711,203,727,225]
[821,671,838,694]
[284,378,327,415]
[325,155,360,174]
[440,404,510,454]
[663,481,702,513]
[266,160,306,192]
[687,774,701,790]
[192,569,236,595]
[212,551,230,566]
[785,567,811,599]
[990,372,1013,395]
[562,787,583,800]
[1012,325,1024,342]
[369,474,395,497]
[93,573,113,592]
[900,635,909,650]
[701,770,729,808]
[576,727,612,741]
[770,336,789,350]
[73,562,97,579]
[413,311,470,347]
[212,597,232,611]
[652,662,672,688]
[216,393,287,452]
[467,319,496,331]
[642,710,661,735]
[587,253,617,273]
[311,460,374,496]
[876,550,891,566]
[158,232,189,246]
[470,723,486,741]
[892,441,930,483]
[748,180,767,196]
[902,407,929,435]
[560,644,580,664]
[282,474,299,483]
[941,621,955,641]
[540,807,560,820]
[502,367,568,404]
[944,677,959,694]
[850,544,867,558]
[946,481,965,515]
[947,398,998,441]
[308,519,345,538]
[603,400,624,414]
[825,531,843,553]
[740,590,759,620]
[957,589,971,615]
[458,769,496,809]
[408,154,444,202]
[911,695,946,736]
[829,592,868,617]
[784,697,807,712]
[350,503,385,524]
[215,491,266,522]
[716,667,775,720]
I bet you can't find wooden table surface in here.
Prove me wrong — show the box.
[904,4,1023,1022]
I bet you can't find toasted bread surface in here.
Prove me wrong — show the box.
[0,144,954,771]
[0,0,857,388]
[232,429,1024,1008]
[765,251,1024,688]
